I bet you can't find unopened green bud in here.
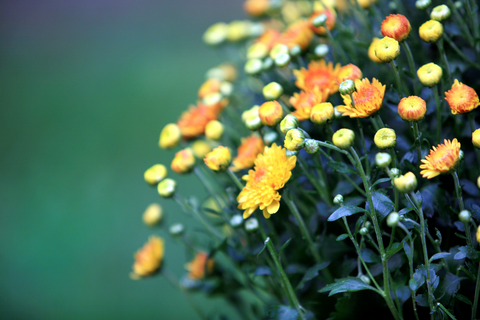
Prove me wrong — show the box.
[245,218,259,232]
[333,194,344,205]
[459,210,471,223]
[459,150,464,161]
[280,114,299,133]
[339,79,356,95]
[389,1,398,10]
[220,81,233,96]
[312,14,328,27]
[314,44,329,58]
[263,131,278,145]
[158,178,176,198]
[262,57,274,70]
[390,168,401,178]
[387,212,400,227]
[289,45,301,57]
[169,223,184,236]
[304,139,319,154]
[275,53,291,68]
[263,82,283,100]
[454,1,462,9]
[359,227,369,235]
[359,274,371,284]
[245,59,263,75]
[284,129,305,151]
[416,0,431,10]
[286,150,299,157]
[431,4,451,21]
[230,214,243,228]
[365,221,372,229]
[375,152,392,169]
[270,43,289,60]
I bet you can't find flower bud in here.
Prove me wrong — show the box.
[359,227,369,235]
[169,223,185,236]
[245,59,263,75]
[375,37,400,63]
[259,101,284,126]
[263,131,278,145]
[185,252,214,280]
[304,139,319,154]
[310,102,334,125]
[204,146,232,171]
[339,79,356,95]
[171,148,195,174]
[245,218,259,232]
[192,140,213,159]
[431,4,451,21]
[262,57,274,71]
[203,22,228,46]
[333,128,355,150]
[158,178,176,198]
[374,128,397,149]
[263,82,284,101]
[375,152,392,168]
[381,14,412,42]
[357,0,372,9]
[333,194,344,205]
[416,0,431,10]
[289,45,302,57]
[419,20,443,43]
[417,63,442,87]
[477,225,480,243]
[230,214,244,228]
[247,42,269,60]
[205,120,224,140]
[459,210,471,223]
[275,53,291,68]
[144,164,167,185]
[472,129,480,149]
[359,274,371,284]
[220,81,233,97]
[159,123,181,149]
[226,20,251,42]
[390,168,401,178]
[143,203,163,227]
[393,171,417,193]
[454,1,462,9]
[312,14,328,27]
[284,129,306,151]
[368,38,383,63]
[270,43,290,60]
[286,150,299,157]
[280,114,299,134]
[314,44,329,58]
[386,212,400,227]
[459,150,464,162]
[131,236,164,279]
[242,106,263,130]
[398,96,427,121]
[365,221,372,229]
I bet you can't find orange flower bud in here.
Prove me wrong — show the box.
[445,79,480,115]
[309,9,336,35]
[171,148,195,174]
[204,146,232,171]
[337,64,363,84]
[131,236,164,279]
[244,0,269,17]
[381,14,411,42]
[259,101,284,126]
[398,96,427,121]
[185,252,214,280]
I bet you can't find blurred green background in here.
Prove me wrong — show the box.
[0,0,243,319]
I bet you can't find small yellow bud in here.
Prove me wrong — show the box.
[247,42,269,60]
[284,129,306,151]
[431,4,451,21]
[416,0,431,10]
[374,128,397,149]
[357,0,372,9]
[368,38,383,63]
[332,128,355,150]
[203,22,228,46]
[244,59,263,75]
[394,171,417,193]
[157,178,176,198]
[270,43,290,60]
[171,148,195,174]
[263,82,284,101]
[375,152,392,168]
[204,146,232,171]
[205,120,224,140]
[472,128,480,149]
[339,79,356,95]
[144,164,167,185]
[477,175,480,189]
[159,123,181,149]
[280,114,299,134]
[374,37,400,63]
[226,20,251,42]
[310,102,334,125]
[417,63,442,87]
[242,106,262,130]
[419,20,443,43]
[143,203,163,227]
[476,225,480,243]
[259,101,284,126]
[191,140,212,159]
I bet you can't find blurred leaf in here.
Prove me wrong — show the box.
[333,180,355,196]
[454,246,479,261]
[396,286,411,305]
[398,207,414,216]
[436,273,461,304]
[429,252,451,263]
[328,206,369,221]
[415,293,428,307]
[286,264,307,274]
[461,179,480,196]
[254,266,272,276]
[296,262,331,290]
[319,277,378,296]
[410,269,425,291]
[455,293,472,306]
[279,238,292,253]
[267,305,299,320]
[470,204,480,223]
[385,241,404,260]
[370,177,391,189]
[403,241,412,263]
[360,248,381,263]
[327,161,357,175]
[365,191,395,221]
[336,234,349,241]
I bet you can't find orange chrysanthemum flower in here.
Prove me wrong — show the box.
[185,252,214,280]
[131,236,164,279]
[337,64,363,84]
[308,9,336,35]
[294,60,341,96]
[231,135,265,172]
[398,96,427,121]
[381,14,411,42]
[420,139,461,179]
[237,143,296,219]
[445,79,480,115]
[337,78,386,118]
[277,20,313,50]
[177,103,221,139]
[256,29,282,50]
[289,88,329,121]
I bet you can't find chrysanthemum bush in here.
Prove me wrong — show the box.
[134,0,480,319]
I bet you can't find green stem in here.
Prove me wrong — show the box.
[195,166,227,212]
[227,168,244,190]
[298,156,331,205]
[357,118,371,179]
[401,42,420,95]
[390,60,405,97]
[349,147,402,320]
[256,213,304,319]
[447,0,475,46]
[325,28,348,63]
[412,121,423,165]
[313,155,333,206]
[437,39,452,85]
[437,302,458,320]
[284,195,333,283]
[433,85,442,143]
[443,33,480,69]
[452,171,465,212]
[472,261,480,320]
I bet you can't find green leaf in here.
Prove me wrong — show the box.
[327,160,357,175]
[366,191,395,221]
[398,207,414,216]
[435,228,442,246]
[455,293,472,306]
[429,252,451,263]
[370,177,391,189]
[257,237,269,257]
[360,248,381,263]
[319,277,378,296]
[296,262,331,290]
[279,238,292,253]
[454,246,480,261]
[336,234,349,241]
[267,305,299,320]
[328,206,369,221]
[385,241,404,260]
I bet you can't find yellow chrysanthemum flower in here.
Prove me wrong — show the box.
[420,139,461,179]
[338,78,386,118]
[237,143,297,219]
[445,79,480,115]
[293,60,341,96]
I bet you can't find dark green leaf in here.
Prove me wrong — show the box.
[296,262,331,290]
[254,266,272,276]
[398,207,414,216]
[328,206,369,221]
[429,252,451,263]
[385,241,404,260]
[370,177,391,189]
[267,305,299,320]
[327,160,357,175]
[319,277,377,296]
[454,246,480,261]
[410,269,425,291]
[403,241,412,263]
[367,191,395,221]
[455,293,472,306]
[360,248,381,263]
[455,233,467,240]
[279,238,292,253]
[336,234,349,241]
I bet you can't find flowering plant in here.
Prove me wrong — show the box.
[134,0,480,319]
